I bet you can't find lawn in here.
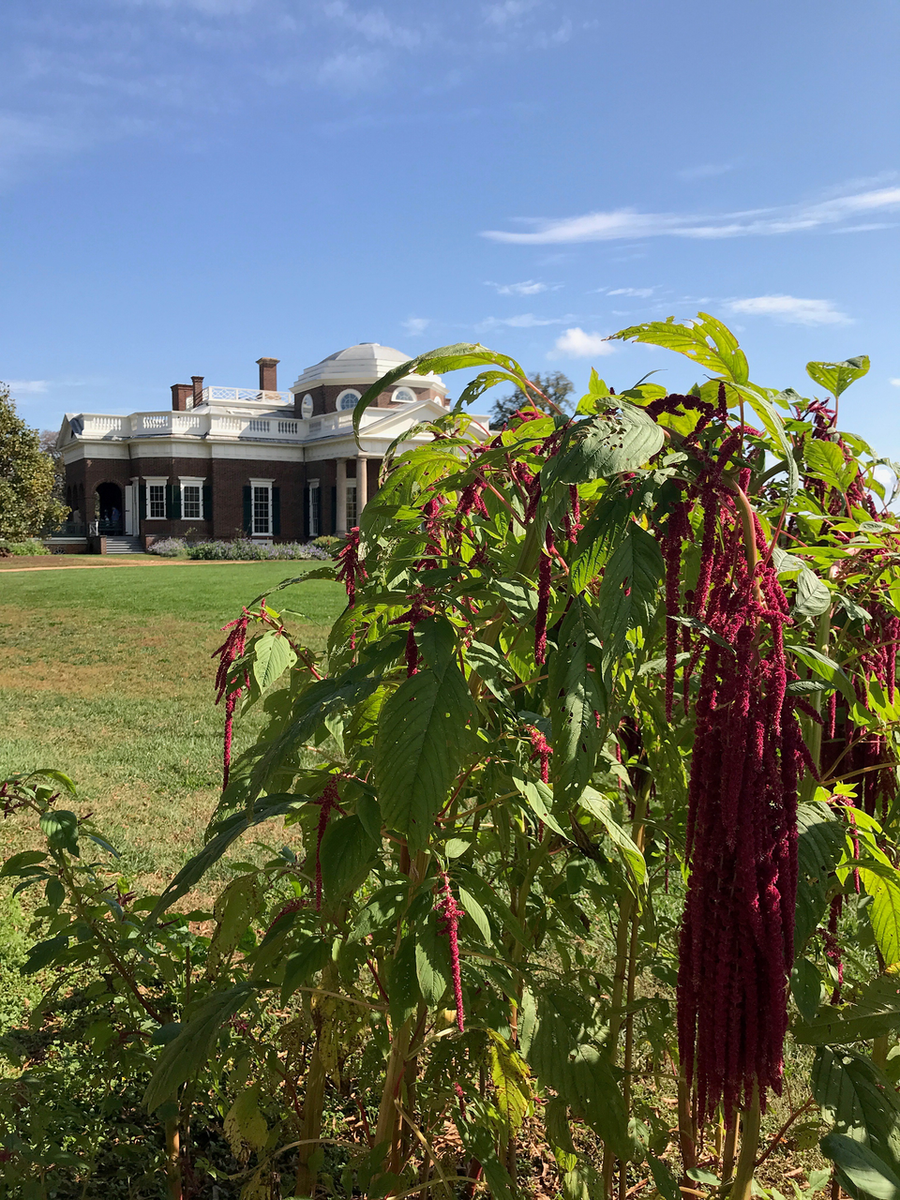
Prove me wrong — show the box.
[0,560,345,886]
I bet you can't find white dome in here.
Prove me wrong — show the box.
[291,342,446,393]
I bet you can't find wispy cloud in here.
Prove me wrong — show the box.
[890,378,900,387]
[483,0,539,28]
[485,279,557,296]
[550,328,615,358]
[726,295,851,326]
[605,286,655,298]
[402,317,431,336]
[678,163,735,181]
[316,48,386,89]
[6,379,50,395]
[482,184,900,244]
[480,312,570,329]
[323,1,424,50]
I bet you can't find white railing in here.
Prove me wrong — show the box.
[80,415,126,437]
[201,387,291,405]
[76,405,370,444]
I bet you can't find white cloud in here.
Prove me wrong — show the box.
[482,184,900,244]
[485,279,552,296]
[606,286,655,297]
[323,1,423,50]
[316,48,386,88]
[402,317,430,335]
[481,313,569,329]
[890,378,900,387]
[551,328,615,358]
[6,379,49,394]
[726,295,851,326]
[484,0,539,28]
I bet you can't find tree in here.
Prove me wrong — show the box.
[489,369,573,426]
[0,385,69,539]
[39,428,67,503]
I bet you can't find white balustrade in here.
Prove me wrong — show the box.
[202,387,291,405]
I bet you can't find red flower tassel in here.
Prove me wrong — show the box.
[437,872,465,1032]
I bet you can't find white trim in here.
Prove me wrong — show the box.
[179,476,205,521]
[144,476,168,522]
[336,388,361,411]
[392,386,417,404]
[249,478,274,537]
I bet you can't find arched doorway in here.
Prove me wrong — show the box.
[95,482,124,534]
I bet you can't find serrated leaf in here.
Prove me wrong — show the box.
[795,802,846,953]
[595,522,664,661]
[612,313,749,384]
[546,404,665,485]
[859,867,900,968]
[374,659,474,854]
[805,440,857,493]
[794,975,900,1044]
[807,357,870,399]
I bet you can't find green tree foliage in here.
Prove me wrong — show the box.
[0,386,68,538]
[489,369,573,426]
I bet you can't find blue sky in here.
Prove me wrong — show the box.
[3,0,900,455]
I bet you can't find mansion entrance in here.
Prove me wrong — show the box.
[95,482,124,535]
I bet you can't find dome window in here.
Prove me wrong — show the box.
[337,389,361,411]
[300,394,314,418]
[392,387,417,404]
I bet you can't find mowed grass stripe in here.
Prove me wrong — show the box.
[0,562,345,887]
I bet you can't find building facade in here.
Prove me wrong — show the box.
[57,344,485,546]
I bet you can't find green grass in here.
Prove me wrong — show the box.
[0,562,345,886]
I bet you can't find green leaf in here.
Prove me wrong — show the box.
[488,1030,532,1136]
[21,933,69,974]
[224,1083,268,1156]
[813,1047,900,1156]
[805,440,858,493]
[374,660,474,854]
[319,815,377,901]
[790,646,856,706]
[807,357,870,399]
[39,810,79,856]
[612,313,749,384]
[795,802,848,953]
[251,631,297,692]
[821,1132,900,1200]
[415,911,451,1007]
[388,935,419,1027]
[545,404,665,485]
[649,1155,683,1200]
[458,885,492,944]
[206,874,264,978]
[734,383,801,498]
[1,850,47,876]
[143,983,257,1112]
[350,882,409,941]
[795,975,900,1044]
[578,787,646,889]
[595,522,664,662]
[859,867,900,968]
[795,568,832,620]
[549,608,605,807]
[527,985,629,1160]
[280,938,332,1005]
[791,958,823,1022]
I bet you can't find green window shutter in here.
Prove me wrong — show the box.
[166,484,181,520]
[243,485,252,534]
[139,484,146,521]
[272,487,281,536]
[202,484,212,521]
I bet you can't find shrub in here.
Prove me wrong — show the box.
[0,538,50,556]
[311,534,344,556]
[146,537,188,558]
[186,539,328,561]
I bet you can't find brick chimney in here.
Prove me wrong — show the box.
[257,357,279,393]
[171,383,192,412]
[191,376,204,407]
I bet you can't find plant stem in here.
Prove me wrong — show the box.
[730,1090,761,1200]
[164,1117,182,1200]
[721,1114,738,1183]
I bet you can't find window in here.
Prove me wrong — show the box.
[392,387,416,404]
[337,389,361,411]
[179,477,204,521]
[346,484,358,528]
[252,486,271,535]
[309,481,320,538]
[145,478,167,520]
[300,394,314,419]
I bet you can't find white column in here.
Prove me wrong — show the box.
[336,458,347,534]
[357,455,368,516]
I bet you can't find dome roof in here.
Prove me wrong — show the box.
[291,342,445,393]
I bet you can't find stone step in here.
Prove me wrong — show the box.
[105,536,145,555]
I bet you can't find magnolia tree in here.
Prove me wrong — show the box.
[6,316,900,1200]
[0,387,68,540]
